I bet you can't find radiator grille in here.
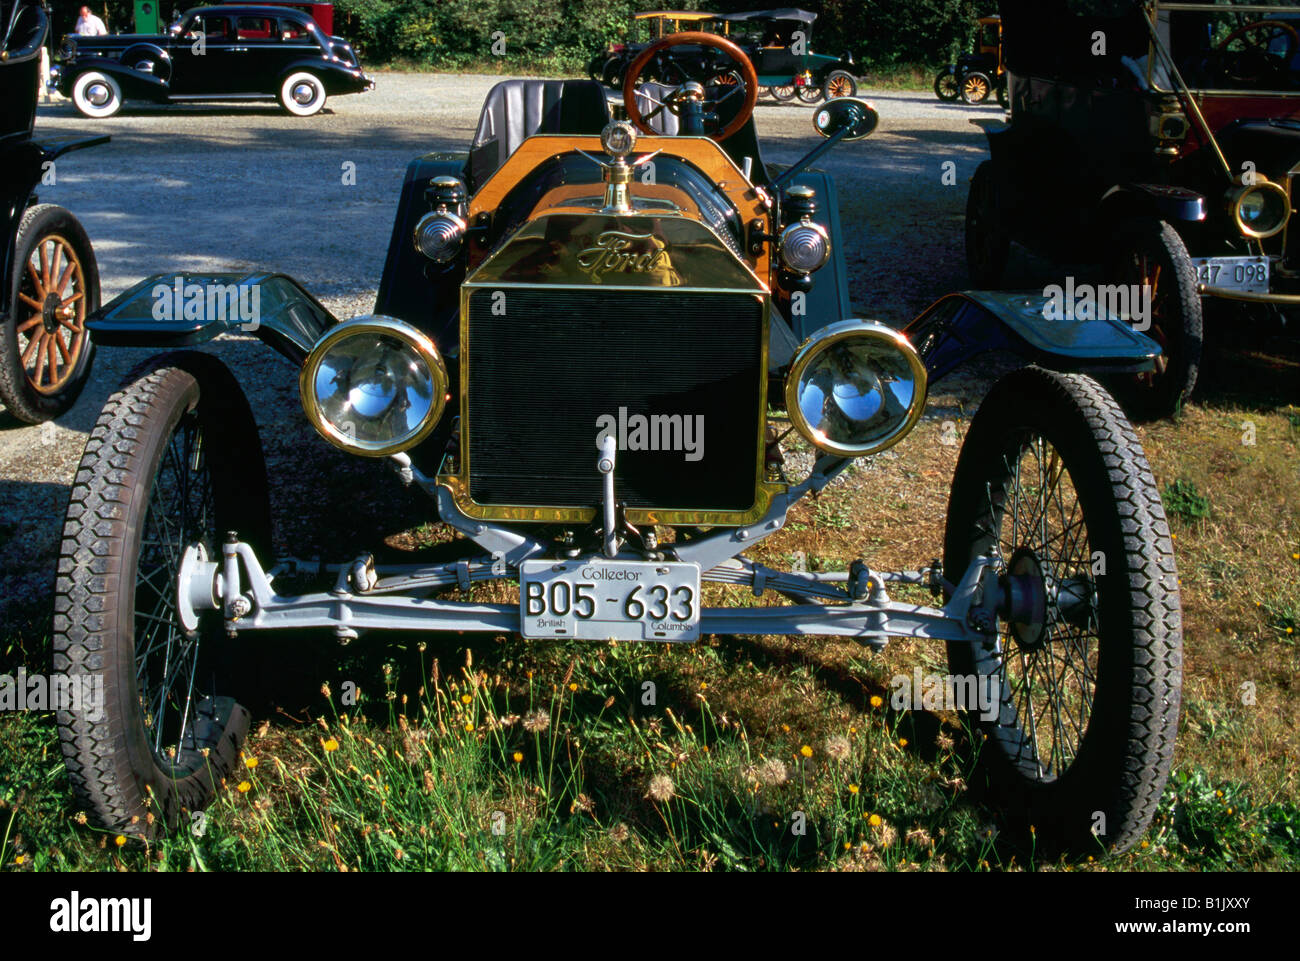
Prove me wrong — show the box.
[464,288,764,514]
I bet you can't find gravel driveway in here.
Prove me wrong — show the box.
[0,73,1007,627]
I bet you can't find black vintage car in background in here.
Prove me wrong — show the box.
[967,0,1300,418]
[933,13,1006,106]
[55,3,373,117]
[1,0,102,423]
[719,8,858,102]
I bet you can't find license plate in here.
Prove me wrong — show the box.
[1191,255,1270,293]
[520,559,701,642]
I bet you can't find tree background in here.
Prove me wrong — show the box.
[47,0,988,70]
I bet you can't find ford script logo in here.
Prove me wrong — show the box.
[576,230,669,281]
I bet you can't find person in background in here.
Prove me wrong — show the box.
[74,5,107,35]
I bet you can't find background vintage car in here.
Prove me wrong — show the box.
[55,2,372,117]
[0,0,102,423]
[933,13,1006,106]
[967,0,1300,419]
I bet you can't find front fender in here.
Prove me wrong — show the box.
[86,272,337,366]
[62,57,169,100]
[1100,183,1207,225]
[902,290,1160,384]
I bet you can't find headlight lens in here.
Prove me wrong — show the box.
[780,221,831,274]
[784,320,927,457]
[300,316,448,456]
[413,211,466,263]
[1228,180,1290,239]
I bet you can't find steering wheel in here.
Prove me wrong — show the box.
[1212,19,1299,85]
[622,32,759,141]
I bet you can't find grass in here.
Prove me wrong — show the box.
[2,390,1299,872]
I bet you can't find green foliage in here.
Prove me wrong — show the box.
[1163,478,1213,523]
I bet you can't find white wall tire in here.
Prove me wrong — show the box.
[279,72,326,117]
[72,71,122,118]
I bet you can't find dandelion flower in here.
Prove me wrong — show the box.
[868,813,882,827]
[799,744,813,758]
[323,737,339,752]
[464,722,474,732]
[114,835,126,848]
[237,781,251,793]
[756,758,788,787]
[870,695,883,709]
[245,757,258,769]
[522,710,550,733]
[848,784,860,795]
[512,751,524,763]
[824,735,851,762]
[568,682,578,692]
[646,774,675,802]
[898,738,908,748]
[460,694,471,705]
[609,823,631,843]
[74,812,87,825]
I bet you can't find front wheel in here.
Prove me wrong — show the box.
[934,68,960,101]
[279,71,327,116]
[944,366,1182,857]
[1104,217,1203,420]
[0,204,98,423]
[71,70,122,118]
[961,70,992,104]
[823,69,857,100]
[54,354,272,836]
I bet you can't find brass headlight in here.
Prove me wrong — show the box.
[1227,178,1290,239]
[300,316,448,457]
[785,320,927,458]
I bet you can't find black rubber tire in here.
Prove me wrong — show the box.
[1104,217,1203,421]
[0,204,98,424]
[770,83,796,102]
[943,366,1182,857]
[796,83,823,103]
[965,160,1009,288]
[54,353,272,837]
[996,79,1009,108]
[934,69,960,101]
[961,70,993,104]
[823,69,857,100]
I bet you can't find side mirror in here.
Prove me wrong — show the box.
[812,97,878,141]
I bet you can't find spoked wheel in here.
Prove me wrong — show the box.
[823,69,857,100]
[0,204,98,424]
[55,353,271,836]
[961,70,992,104]
[965,160,1009,287]
[944,367,1182,857]
[796,83,823,103]
[934,68,960,101]
[1104,217,1202,420]
[770,82,796,102]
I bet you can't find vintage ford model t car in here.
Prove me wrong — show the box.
[967,0,1300,418]
[55,3,372,118]
[54,33,1181,857]
[934,14,1007,106]
[719,8,859,103]
[1,0,103,424]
